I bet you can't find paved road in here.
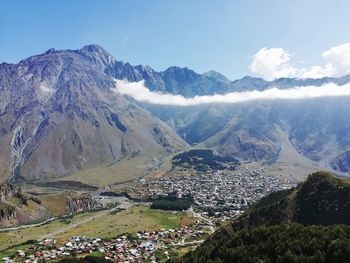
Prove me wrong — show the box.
[189,206,215,233]
[0,217,58,232]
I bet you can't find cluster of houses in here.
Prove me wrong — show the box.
[136,166,297,222]
[1,237,101,262]
[2,225,208,262]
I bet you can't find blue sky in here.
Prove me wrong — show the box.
[1,0,350,80]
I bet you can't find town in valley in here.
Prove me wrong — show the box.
[1,150,298,262]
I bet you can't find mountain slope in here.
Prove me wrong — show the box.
[144,97,350,177]
[0,45,188,183]
[173,224,350,263]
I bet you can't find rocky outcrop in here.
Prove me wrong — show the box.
[0,203,16,221]
[0,182,22,202]
[0,182,99,226]
[66,194,97,214]
[0,182,22,222]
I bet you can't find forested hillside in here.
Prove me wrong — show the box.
[172,224,350,263]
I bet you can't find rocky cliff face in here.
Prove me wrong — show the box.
[0,182,22,222]
[0,182,97,226]
[66,194,97,213]
[0,203,16,222]
[0,182,21,202]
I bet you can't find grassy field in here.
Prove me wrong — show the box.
[0,205,192,252]
[54,205,190,242]
[56,154,164,187]
[38,193,71,216]
[0,209,103,251]
[55,148,187,188]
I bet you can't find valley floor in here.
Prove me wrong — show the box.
[0,149,321,262]
[0,203,200,262]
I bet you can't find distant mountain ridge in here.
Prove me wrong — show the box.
[4,44,350,98]
[75,45,350,97]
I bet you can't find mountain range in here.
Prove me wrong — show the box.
[1,44,350,183]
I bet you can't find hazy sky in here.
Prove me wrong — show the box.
[1,0,350,80]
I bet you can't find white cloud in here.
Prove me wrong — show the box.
[113,79,350,106]
[300,65,332,79]
[250,48,298,81]
[321,42,350,77]
[250,43,350,80]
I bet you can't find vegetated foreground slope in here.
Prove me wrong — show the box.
[173,171,350,263]
[233,171,350,227]
[0,45,187,183]
[173,224,350,263]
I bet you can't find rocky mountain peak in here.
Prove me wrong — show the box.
[80,44,107,55]
[44,48,57,55]
[163,66,196,75]
[78,44,116,71]
[203,70,230,83]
